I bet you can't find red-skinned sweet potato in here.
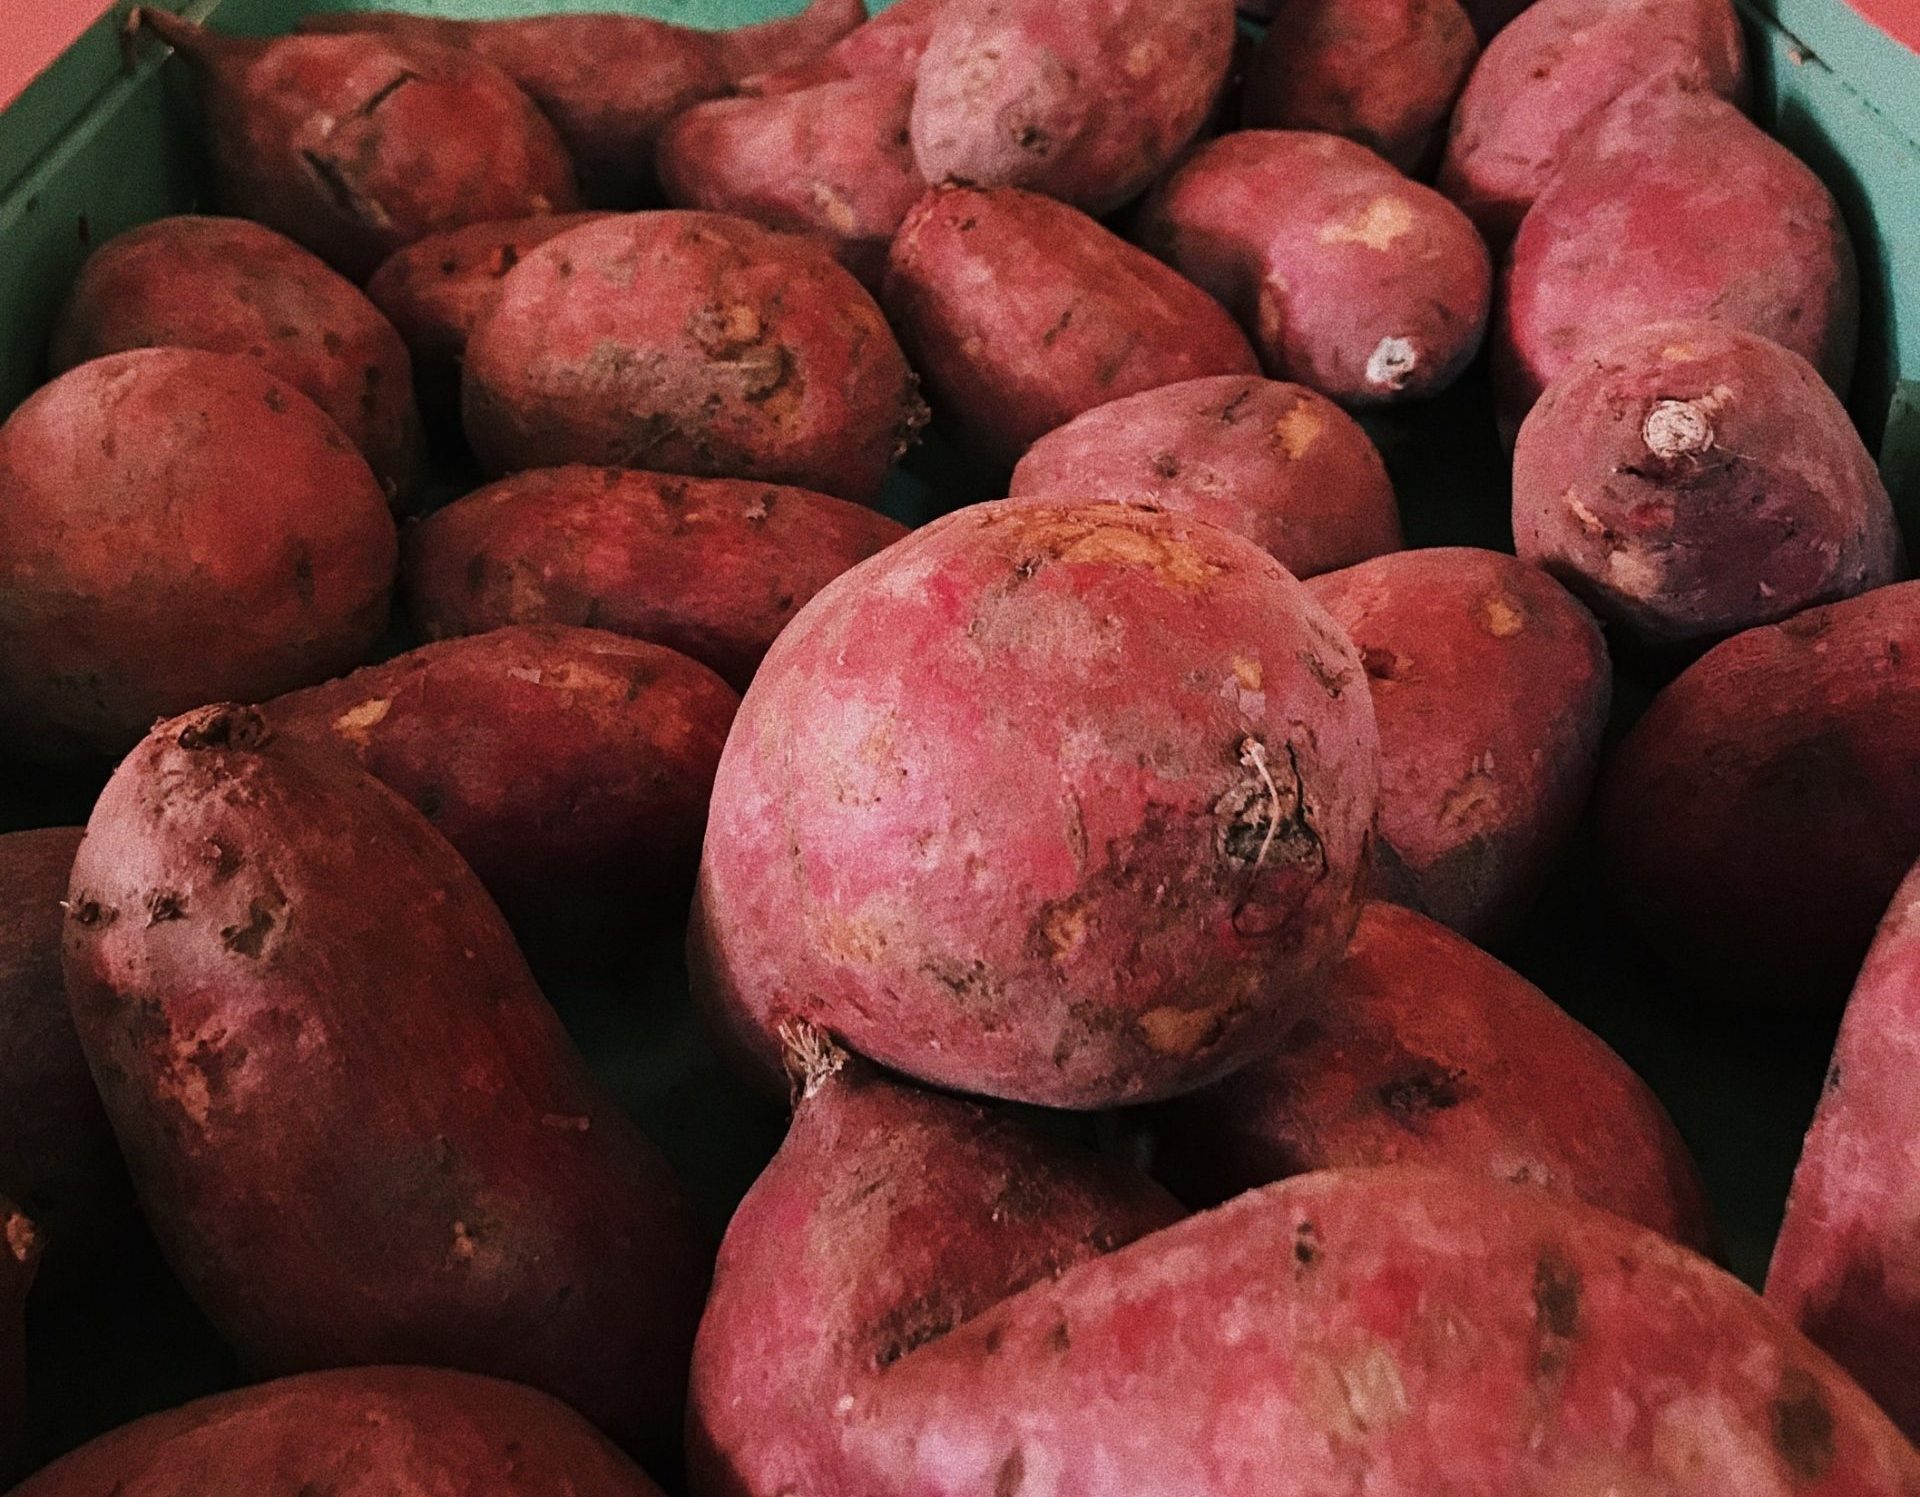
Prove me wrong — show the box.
[833,1167,1920,1495]
[261,626,738,973]
[1494,82,1858,433]
[50,215,425,508]
[1769,857,1920,1440]
[688,1034,1183,1497]
[0,348,397,762]
[1596,582,1920,1009]
[742,0,948,94]
[1139,131,1491,405]
[463,212,926,504]
[135,9,580,281]
[1008,376,1401,578]
[1143,902,1718,1252]
[1306,547,1610,943]
[883,186,1259,470]
[908,0,1236,214]
[1513,321,1901,650]
[10,1366,665,1497]
[63,704,708,1463]
[1242,0,1479,175]
[690,499,1380,1108]
[403,466,908,692]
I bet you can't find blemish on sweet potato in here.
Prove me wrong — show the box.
[1771,1369,1836,1482]
[1376,1063,1469,1123]
[995,1446,1027,1497]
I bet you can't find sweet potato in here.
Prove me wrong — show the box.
[1514,321,1901,650]
[1138,131,1491,405]
[1306,547,1610,942]
[908,0,1237,214]
[261,627,738,973]
[1007,375,1401,578]
[1494,83,1858,432]
[135,9,579,281]
[688,1032,1183,1497]
[1769,857,1920,1440]
[1439,0,1748,243]
[0,348,396,762]
[50,215,425,508]
[655,76,922,290]
[742,0,948,94]
[463,212,926,504]
[1242,0,1479,175]
[1596,582,1920,1008]
[1143,902,1718,1251]
[10,1366,665,1497]
[833,1167,1920,1495]
[690,499,1380,1108]
[63,704,708,1462]
[883,186,1259,469]
[0,828,131,1282]
[364,212,609,426]
[403,466,908,691]
[299,0,862,205]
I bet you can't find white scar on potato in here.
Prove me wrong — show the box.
[1317,196,1417,251]
[331,697,392,742]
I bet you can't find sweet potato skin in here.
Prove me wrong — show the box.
[1769,858,1920,1439]
[1138,131,1492,405]
[1513,321,1900,649]
[10,1366,664,1497]
[261,627,738,972]
[690,499,1380,1108]
[688,1049,1183,1497]
[0,348,396,762]
[404,466,907,692]
[1008,376,1400,578]
[883,186,1259,470]
[463,212,925,505]
[50,215,425,508]
[1306,547,1610,943]
[62,704,708,1461]
[836,1167,1920,1496]
[1145,902,1718,1251]
[1596,582,1920,1008]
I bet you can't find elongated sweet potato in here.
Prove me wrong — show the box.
[404,467,907,691]
[1306,547,1610,943]
[261,627,738,973]
[0,348,396,762]
[833,1168,1920,1495]
[690,499,1380,1108]
[1514,321,1901,650]
[1769,858,1920,1440]
[1139,131,1491,405]
[10,1366,664,1497]
[63,704,708,1462]
[742,0,947,94]
[135,9,579,280]
[689,1033,1183,1497]
[1596,582,1920,1008]
[50,215,425,508]
[883,186,1259,470]
[1144,902,1717,1251]
[463,212,926,504]
[1008,376,1400,577]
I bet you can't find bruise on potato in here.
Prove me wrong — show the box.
[882,186,1259,471]
[9,1366,664,1497]
[403,466,908,692]
[836,1167,1920,1496]
[1008,375,1402,579]
[1596,582,1920,1009]
[462,212,927,505]
[1514,321,1900,651]
[1306,547,1610,943]
[261,626,739,974]
[1143,902,1719,1253]
[689,499,1379,1109]
[688,1035,1183,1497]
[62,705,708,1463]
